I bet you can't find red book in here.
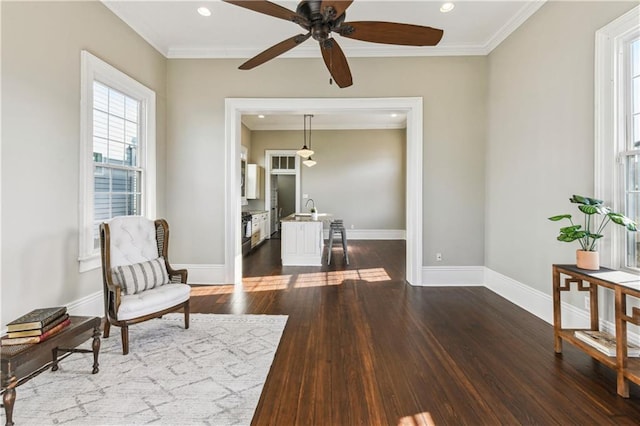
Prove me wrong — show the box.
[1,318,71,346]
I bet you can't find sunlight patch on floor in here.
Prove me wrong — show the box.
[292,267,391,288]
[243,274,293,291]
[190,268,392,296]
[397,412,435,426]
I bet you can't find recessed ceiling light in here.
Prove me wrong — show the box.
[258,114,265,119]
[440,2,455,13]
[391,113,398,118]
[197,7,211,17]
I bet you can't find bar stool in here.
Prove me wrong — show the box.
[327,219,349,265]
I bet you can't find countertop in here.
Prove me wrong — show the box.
[281,213,332,222]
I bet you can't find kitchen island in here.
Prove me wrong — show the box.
[280,213,330,266]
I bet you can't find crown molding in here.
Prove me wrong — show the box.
[102,1,169,57]
[167,44,489,59]
[483,0,547,53]
[106,0,548,60]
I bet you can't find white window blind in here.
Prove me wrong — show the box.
[595,6,640,272]
[92,82,143,250]
[79,51,156,272]
[624,38,640,269]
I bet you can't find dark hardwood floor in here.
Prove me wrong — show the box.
[189,239,640,425]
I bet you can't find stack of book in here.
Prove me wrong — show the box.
[1,307,70,346]
[574,330,640,357]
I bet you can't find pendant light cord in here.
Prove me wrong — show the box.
[303,113,307,147]
[308,115,312,150]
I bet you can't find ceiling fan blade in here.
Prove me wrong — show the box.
[222,0,309,27]
[338,21,444,46]
[239,33,311,70]
[320,38,352,88]
[320,0,353,20]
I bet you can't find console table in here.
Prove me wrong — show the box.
[553,264,640,397]
[1,315,101,426]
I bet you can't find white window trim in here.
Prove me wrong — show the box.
[79,50,156,272]
[594,5,639,271]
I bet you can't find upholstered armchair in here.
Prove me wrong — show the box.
[99,216,190,355]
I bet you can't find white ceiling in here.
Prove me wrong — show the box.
[103,0,546,129]
[104,0,546,58]
[242,112,408,131]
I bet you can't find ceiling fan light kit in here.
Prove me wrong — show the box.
[222,0,444,88]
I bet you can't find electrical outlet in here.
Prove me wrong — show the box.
[436,253,442,261]
[584,295,590,310]
[303,194,309,199]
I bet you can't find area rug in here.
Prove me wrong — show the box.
[1,313,288,425]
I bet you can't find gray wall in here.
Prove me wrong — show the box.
[486,1,637,299]
[249,128,406,230]
[7,0,630,327]
[166,56,487,266]
[1,1,167,326]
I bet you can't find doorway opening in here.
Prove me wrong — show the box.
[264,150,300,239]
[225,97,423,286]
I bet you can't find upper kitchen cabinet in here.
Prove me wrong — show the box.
[246,164,264,200]
[240,146,248,205]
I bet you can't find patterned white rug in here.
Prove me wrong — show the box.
[1,313,288,425]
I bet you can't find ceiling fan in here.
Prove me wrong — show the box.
[222,0,444,88]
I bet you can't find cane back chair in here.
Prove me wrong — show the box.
[99,216,190,355]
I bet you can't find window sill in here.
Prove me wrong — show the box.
[79,254,100,273]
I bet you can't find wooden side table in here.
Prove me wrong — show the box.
[1,315,101,426]
[553,264,640,397]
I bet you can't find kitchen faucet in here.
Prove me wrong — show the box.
[305,198,315,211]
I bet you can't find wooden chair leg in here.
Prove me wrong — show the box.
[103,319,111,338]
[184,301,190,330]
[121,324,129,355]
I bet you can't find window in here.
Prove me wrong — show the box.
[271,155,296,173]
[79,51,156,272]
[595,6,640,272]
[626,38,640,269]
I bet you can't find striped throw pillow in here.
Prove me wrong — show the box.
[113,257,170,295]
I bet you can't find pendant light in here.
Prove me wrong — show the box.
[297,114,314,159]
[302,114,317,167]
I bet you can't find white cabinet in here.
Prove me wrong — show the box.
[259,214,268,242]
[251,212,269,248]
[246,164,263,199]
[281,220,323,266]
[240,147,248,206]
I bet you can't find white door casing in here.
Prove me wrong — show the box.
[224,97,423,285]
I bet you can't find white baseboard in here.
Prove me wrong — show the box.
[57,263,639,346]
[174,264,227,285]
[484,267,639,346]
[420,266,485,286]
[484,268,556,325]
[66,290,104,318]
[323,229,406,240]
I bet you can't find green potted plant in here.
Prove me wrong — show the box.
[548,195,637,270]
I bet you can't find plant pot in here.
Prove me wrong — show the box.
[576,250,600,270]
